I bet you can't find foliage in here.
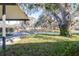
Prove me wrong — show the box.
[0,34,79,55]
[19,3,79,36]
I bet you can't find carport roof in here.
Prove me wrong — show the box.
[0,3,29,21]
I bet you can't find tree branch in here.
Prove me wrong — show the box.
[52,12,62,24]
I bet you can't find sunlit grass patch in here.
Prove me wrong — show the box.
[15,34,79,45]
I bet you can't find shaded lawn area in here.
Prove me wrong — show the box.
[0,34,79,56]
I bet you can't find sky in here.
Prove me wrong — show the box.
[29,9,43,19]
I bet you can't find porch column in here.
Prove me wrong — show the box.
[2,4,6,55]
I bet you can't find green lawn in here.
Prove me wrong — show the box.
[0,34,79,56]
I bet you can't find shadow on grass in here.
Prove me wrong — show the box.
[0,41,79,56]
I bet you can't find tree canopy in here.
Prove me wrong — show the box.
[19,3,79,36]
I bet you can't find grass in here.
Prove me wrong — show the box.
[0,34,79,56]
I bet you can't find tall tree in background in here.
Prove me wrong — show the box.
[19,3,79,37]
[57,4,71,36]
[36,3,78,36]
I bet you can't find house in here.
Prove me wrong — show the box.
[0,3,29,33]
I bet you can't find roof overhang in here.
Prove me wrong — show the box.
[0,3,29,21]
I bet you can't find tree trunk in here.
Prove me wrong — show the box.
[59,23,71,37]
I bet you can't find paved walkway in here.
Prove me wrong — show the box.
[0,32,30,46]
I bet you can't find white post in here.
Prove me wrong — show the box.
[2,14,6,56]
[2,4,6,56]
[2,14,6,37]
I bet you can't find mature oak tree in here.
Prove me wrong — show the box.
[19,3,79,37]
